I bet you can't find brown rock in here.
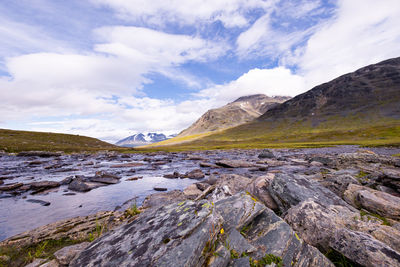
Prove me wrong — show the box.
[344,184,400,220]
[0,182,23,191]
[246,173,278,210]
[183,184,202,199]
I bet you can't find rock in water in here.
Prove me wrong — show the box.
[26,199,51,206]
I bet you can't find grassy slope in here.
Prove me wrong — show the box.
[137,115,400,152]
[0,129,121,153]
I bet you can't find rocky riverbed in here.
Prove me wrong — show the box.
[1,146,400,266]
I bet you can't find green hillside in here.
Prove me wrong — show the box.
[0,129,119,153]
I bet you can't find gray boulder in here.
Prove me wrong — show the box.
[268,172,352,212]
[71,193,333,267]
[285,200,400,267]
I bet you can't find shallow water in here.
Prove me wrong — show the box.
[1,146,399,241]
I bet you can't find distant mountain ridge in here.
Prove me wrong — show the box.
[116,133,174,147]
[178,94,290,137]
[259,57,400,123]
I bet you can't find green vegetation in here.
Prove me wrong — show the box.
[0,238,84,267]
[0,128,121,153]
[355,171,369,178]
[393,153,400,157]
[136,115,400,152]
[360,210,391,226]
[124,201,141,217]
[249,253,283,267]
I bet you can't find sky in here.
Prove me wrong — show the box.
[0,0,400,143]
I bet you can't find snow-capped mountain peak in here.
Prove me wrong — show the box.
[116,132,172,147]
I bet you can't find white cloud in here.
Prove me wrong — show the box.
[91,0,276,28]
[0,17,69,59]
[197,67,305,105]
[297,0,400,88]
[236,0,324,58]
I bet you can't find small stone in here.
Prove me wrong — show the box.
[27,199,51,206]
[184,169,205,179]
[154,187,167,191]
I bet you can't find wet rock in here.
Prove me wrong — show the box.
[59,176,73,185]
[90,177,120,184]
[54,242,90,266]
[17,151,62,157]
[68,177,92,192]
[110,162,144,168]
[94,171,120,179]
[29,181,60,193]
[199,162,219,168]
[141,190,186,209]
[63,192,76,196]
[344,184,400,220]
[216,160,257,168]
[0,182,23,191]
[258,149,275,159]
[26,199,51,206]
[163,171,181,179]
[184,169,205,179]
[28,160,45,165]
[126,176,143,181]
[153,187,168,191]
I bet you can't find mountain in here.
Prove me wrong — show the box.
[116,133,171,147]
[259,57,400,123]
[155,57,400,150]
[178,94,290,137]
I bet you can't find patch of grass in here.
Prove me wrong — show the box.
[393,153,400,157]
[134,115,400,152]
[249,253,283,267]
[124,201,141,217]
[355,171,369,178]
[0,238,84,267]
[360,210,391,226]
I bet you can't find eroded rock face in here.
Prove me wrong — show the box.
[269,172,352,212]
[72,194,333,267]
[0,211,121,248]
[344,184,400,220]
[284,200,400,267]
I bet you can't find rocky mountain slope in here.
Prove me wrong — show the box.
[260,57,400,123]
[116,133,173,147]
[162,57,400,150]
[178,94,290,137]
